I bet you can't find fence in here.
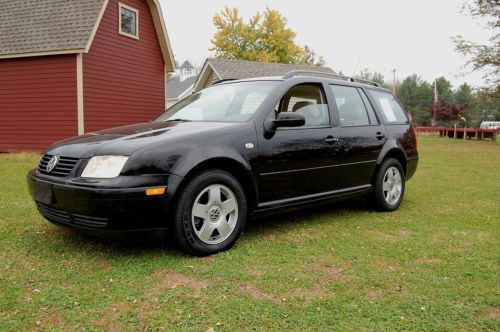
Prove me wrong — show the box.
[415,126,499,141]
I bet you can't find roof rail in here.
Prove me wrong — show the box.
[211,78,237,86]
[282,70,379,87]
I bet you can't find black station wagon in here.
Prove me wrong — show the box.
[28,71,418,256]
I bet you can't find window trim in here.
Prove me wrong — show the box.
[118,2,139,40]
[269,83,332,130]
[358,88,380,125]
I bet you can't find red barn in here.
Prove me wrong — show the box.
[0,0,175,152]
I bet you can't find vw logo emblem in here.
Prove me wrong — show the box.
[46,155,59,173]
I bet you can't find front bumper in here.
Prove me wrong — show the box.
[27,170,183,235]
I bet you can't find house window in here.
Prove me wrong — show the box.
[119,3,139,39]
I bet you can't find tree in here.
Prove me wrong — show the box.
[430,101,468,125]
[397,75,433,125]
[452,0,499,86]
[475,86,500,122]
[435,76,454,102]
[454,83,474,105]
[210,7,325,66]
[356,68,387,87]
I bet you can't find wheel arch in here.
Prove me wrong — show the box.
[375,146,408,181]
[177,157,258,212]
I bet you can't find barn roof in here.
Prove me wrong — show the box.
[0,0,176,71]
[193,58,334,91]
[0,0,106,56]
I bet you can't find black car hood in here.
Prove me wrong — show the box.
[47,121,242,158]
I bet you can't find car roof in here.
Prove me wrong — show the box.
[213,74,392,93]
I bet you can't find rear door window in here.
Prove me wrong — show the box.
[368,90,408,124]
[330,85,374,126]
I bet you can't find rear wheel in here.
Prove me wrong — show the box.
[372,158,405,211]
[173,170,247,256]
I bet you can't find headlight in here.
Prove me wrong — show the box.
[81,156,129,179]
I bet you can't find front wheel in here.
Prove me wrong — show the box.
[172,170,247,256]
[372,158,405,211]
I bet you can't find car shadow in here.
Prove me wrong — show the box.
[36,198,370,257]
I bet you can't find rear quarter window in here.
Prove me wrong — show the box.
[368,90,409,124]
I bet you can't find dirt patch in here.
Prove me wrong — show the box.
[152,269,208,292]
[239,282,281,304]
[414,257,443,265]
[367,288,385,302]
[287,262,346,302]
[365,230,410,242]
[245,266,264,277]
[488,308,500,319]
[92,301,129,330]
[307,262,343,283]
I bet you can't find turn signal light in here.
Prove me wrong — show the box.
[146,187,166,196]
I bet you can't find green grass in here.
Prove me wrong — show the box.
[0,138,499,331]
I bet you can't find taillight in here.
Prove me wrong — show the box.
[412,127,418,150]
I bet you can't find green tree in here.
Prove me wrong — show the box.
[454,83,477,125]
[397,75,433,125]
[210,7,325,65]
[452,0,499,86]
[475,87,500,122]
[435,77,454,102]
[454,83,474,105]
[356,68,388,87]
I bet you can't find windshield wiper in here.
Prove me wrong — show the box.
[163,119,192,122]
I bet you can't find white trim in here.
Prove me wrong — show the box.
[0,49,85,59]
[145,0,176,72]
[118,2,139,40]
[76,53,84,135]
[164,65,167,109]
[85,0,109,52]
[193,60,222,92]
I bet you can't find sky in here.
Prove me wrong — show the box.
[160,0,492,89]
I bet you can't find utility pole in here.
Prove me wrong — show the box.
[391,69,396,94]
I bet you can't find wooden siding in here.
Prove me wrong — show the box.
[83,0,165,132]
[0,55,77,152]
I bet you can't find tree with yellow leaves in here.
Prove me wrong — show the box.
[210,7,325,66]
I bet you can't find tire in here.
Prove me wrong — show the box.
[172,170,247,256]
[372,158,405,211]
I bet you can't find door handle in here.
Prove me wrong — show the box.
[375,132,386,140]
[325,135,339,144]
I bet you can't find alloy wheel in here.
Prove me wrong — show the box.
[191,184,238,244]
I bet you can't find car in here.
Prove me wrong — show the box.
[480,121,500,130]
[27,71,419,256]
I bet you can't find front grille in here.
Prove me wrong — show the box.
[38,154,79,177]
[36,203,108,228]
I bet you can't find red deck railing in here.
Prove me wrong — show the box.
[415,126,499,140]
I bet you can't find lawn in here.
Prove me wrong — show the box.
[0,138,498,331]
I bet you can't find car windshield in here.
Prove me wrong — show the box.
[155,81,279,123]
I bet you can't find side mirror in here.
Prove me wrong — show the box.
[265,112,305,134]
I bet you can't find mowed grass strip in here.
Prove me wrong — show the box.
[0,138,498,331]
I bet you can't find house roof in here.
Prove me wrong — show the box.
[0,0,106,57]
[167,75,197,99]
[193,58,334,91]
[179,60,194,69]
[0,0,176,71]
